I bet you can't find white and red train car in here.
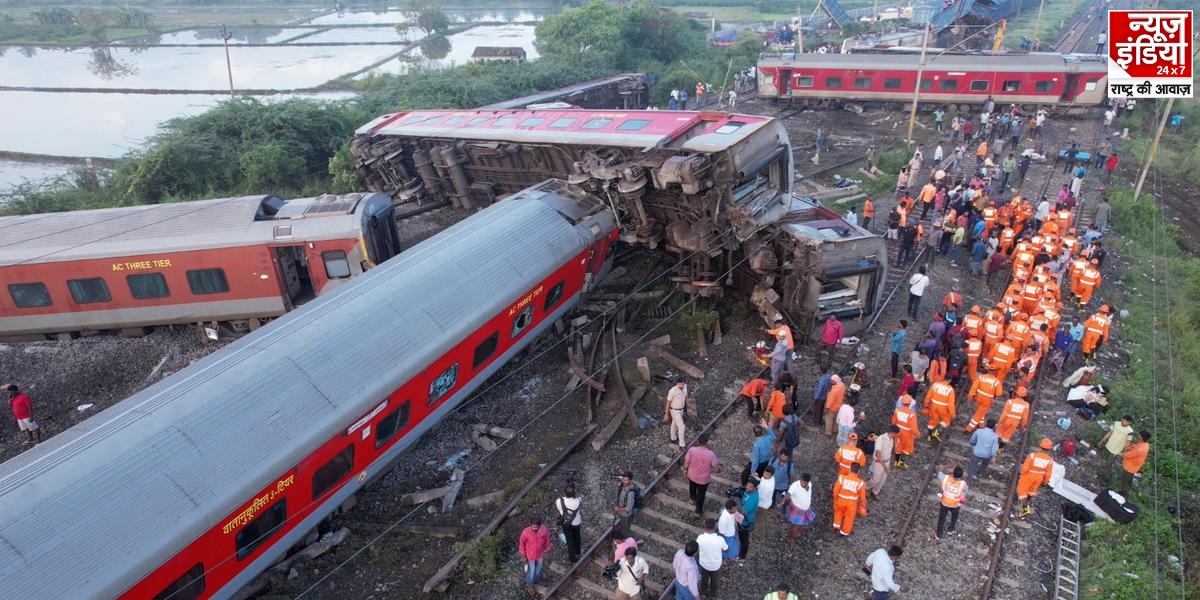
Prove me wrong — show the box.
[0,179,618,600]
[757,51,1107,108]
[0,193,401,340]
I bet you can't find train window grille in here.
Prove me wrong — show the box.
[312,445,356,500]
[795,76,814,88]
[375,401,411,448]
[617,119,651,131]
[582,118,613,129]
[549,118,577,128]
[883,78,902,89]
[853,77,871,89]
[519,117,545,127]
[473,332,499,370]
[186,269,230,295]
[1035,80,1054,92]
[127,273,170,299]
[322,250,351,279]
[1002,80,1021,92]
[67,278,111,304]
[543,281,565,312]
[7,282,51,308]
[511,305,534,338]
[493,117,517,127]
[151,563,205,600]
[824,76,843,88]
[920,80,932,90]
[714,122,745,134]
[429,363,459,406]
[939,79,958,91]
[467,117,491,126]
[970,80,989,91]
[234,500,286,560]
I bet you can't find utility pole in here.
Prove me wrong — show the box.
[797,14,804,54]
[905,24,931,144]
[220,24,235,98]
[1031,0,1047,44]
[1132,98,1174,201]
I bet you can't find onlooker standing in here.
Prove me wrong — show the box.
[7,385,41,444]
[811,367,833,426]
[1093,197,1112,231]
[556,484,582,563]
[745,423,776,485]
[1099,414,1135,477]
[613,471,640,533]
[935,466,968,539]
[865,545,904,599]
[672,542,701,600]
[518,517,551,593]
[767,450,796,506]
[684,433,720,517]
[737,480,760,559]
[824,375,846,437]
[888,321,909,379]
[763,583,800,600]
[663,377,690,449]
[821,313,844,357]
[717,499,742,559]
[1120,431,1151,496]
[695,519,727,596]
[784,473,814,542]
[966,418,999,484]
[908,266,931,318]
[755,466,776,540]
[868,426,896,497]
[613,547,649,600]
[769,332,791,386]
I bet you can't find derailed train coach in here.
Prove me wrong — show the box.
[349,108,885,338]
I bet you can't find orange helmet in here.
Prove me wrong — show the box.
[1099,305,1111,313]
[1016,386,1029,397]
[1040,438,1053,450]
[901,395,913,405]
[971,305,981,314]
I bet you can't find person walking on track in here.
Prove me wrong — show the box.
[684,433,719,517]
[935,465,968,539]
[663,377,691,449]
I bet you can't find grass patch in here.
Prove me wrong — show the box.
[1001,0,1084,49]
[453,534,504,581]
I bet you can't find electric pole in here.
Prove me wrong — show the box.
[220,24,235,98]
[1031,0,1047,44]
[1132,98,1175,201]
[905,24,931,144]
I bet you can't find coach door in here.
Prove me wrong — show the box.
[274,246,315,309]
[1062,73,1082,104]
[778,69,793,96]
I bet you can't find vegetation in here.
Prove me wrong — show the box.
[452,534,503,580]
[405,0,451,35]
[0,6,155,43]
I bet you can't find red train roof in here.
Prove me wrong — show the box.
[357,109,776,152]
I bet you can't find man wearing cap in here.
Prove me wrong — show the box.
[6,385,40,445]
[1015,438,1055,517]
[663,377,691,450]
[891,396,918,469]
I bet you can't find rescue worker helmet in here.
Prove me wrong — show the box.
[1040,438,1053,450]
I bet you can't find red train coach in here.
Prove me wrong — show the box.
[0,180,618,600]
[0,193,401,340]
[757,51,1107,108]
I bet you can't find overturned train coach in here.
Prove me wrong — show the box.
[350,108,886,336]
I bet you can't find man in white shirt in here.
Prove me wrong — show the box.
[696,519,728,596]
[1034,197,1051,229]
[933,143,944,163]
[907,266,930,318]
[755,466,776,540]
[785,473,813,542]
[865,545,903,599]
[614,547,649,600]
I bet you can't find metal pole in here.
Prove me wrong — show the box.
[220,24,234,98]
[797,14,804,53]
[905,24,931,144]
[1031,0,1047,44]
[1132,98,1174,201]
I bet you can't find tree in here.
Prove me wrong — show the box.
[535,1,632,68]
[240,143,307,192]
[406,0,450,35]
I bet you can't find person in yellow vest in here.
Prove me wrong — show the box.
[1015,438,1055,517]
[935,465,968,539]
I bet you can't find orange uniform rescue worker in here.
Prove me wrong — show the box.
[1015,438,1055,517]
[832,463,868,536]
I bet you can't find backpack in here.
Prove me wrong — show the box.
[557,497,578,528]
[783,416,801,448]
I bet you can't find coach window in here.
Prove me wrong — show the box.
[853,77,872,89]
[67,278,111,304]
[543,281,566,312]
[467,117,490,126]
[824,76,842,88]
[443,116,465,125]
[884,78,902,89]
[492,117,517,127]
[518,117,544,127]
[511,304,534,338]
[1002,80,1021,92]
[970,80,989,91]
[939,79,958,91]
[429,363,459,405]
[375,401,411,448]
[127,273,170,299]
[151,563,205,600]
[617,119,651,131]
[714,122,745,134]
[186,269,230,295]
[322,250,351,279]
[920,80,932,90]
[550,118,577,128]
[1034,80,1054,92]
[312,445,355,500]
[1084,81,1098,91]
[795,76,814,87]
[8,283,51,308]
[235,500,286,560]
[473,332,499,369]
[582,118,613,129]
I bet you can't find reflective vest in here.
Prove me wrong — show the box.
[1001,399,1030,423]
[893,406,917,431]
[965,338,983,362]
[1023,452,1053,479]
[1080,266,1102,287]
[1029,330,1049,355]
[1022,282,1042,304]
[983,320,1006,343]
[982,207,997,226]
[990,342,1017,367]
[970,374,1003,401]
[925,381,955,408]
[1000,228,1016,247]
[963,314,983,338]
[940,476,967,507]
[1085,314,1111,339]
[834,474,866,502]
[836,444,865,470]
[944,291,962,308]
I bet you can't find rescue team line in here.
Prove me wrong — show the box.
[222,474,295,535]
[112,258,173,271]
[508,284,545,317]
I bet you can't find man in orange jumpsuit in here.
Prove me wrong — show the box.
[1016,438,1055,517]
[962,306,984,339]
[1081,305,1113,363]
[923,380,956,442]
[987,339,1018,384]
[1016,347,1040,389]
[965,372,1003,432]
[835,432,867,475]
[982,315,1006,357]
[892,396,918,469]
[927,354,947,385]
[1075,259,1102,305]
[999,226,1016,255]
[832,463,868,536]
[995,387,1031,447]
[982,203,998,235]
[863,197,875,230]
[965,336,984,377]
[1007,313,1033,350]
[1068,255,1090,292]
[1020,279,1043,315]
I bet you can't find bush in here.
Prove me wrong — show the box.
[453,534,503,581]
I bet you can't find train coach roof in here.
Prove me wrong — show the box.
[0,193,377,266]
[758,51,1108,73]
[357,108,776,152]
[0,180,599,599]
